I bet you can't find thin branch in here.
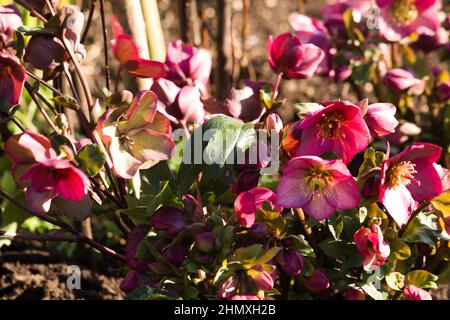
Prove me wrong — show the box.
[44,0,55,15]
[99,0,111,90]
[0,230,76,242]
[81,0,97,44]
[24,82,60,133]
[14,0,48,23]
[0,110,26,132]
[26,70,64,96]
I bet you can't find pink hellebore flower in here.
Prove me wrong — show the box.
[376,0,441,42]
[289,13,331,74]
[305,269,330,292]
[0,51,26,105]
[404,285,432,300]
[379,143,442,226]
[99,90,176,179]
[21,159,90,213]
[354,224,390,271]
[363,102,399,138]
[295,101,371,164]
[165,40,212,91]
[267,33,325,79]
[231,295,261,300]
[0,5,22,49]
[111,16,165,79]
[234,187,279,228]
[251,269,274,291]
[265,113,283,135]
[382,68,424,92]
[276,156,360,220]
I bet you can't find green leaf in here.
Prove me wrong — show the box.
[437,266,450,285]
[406,270,438,289]
[318,238,358,258]
[17,26,55,36]
[431,190,450,217]
[361,283,388,300]
[388,237,411,260]
[53,95,80,111]
[386,272,405,291]
[76,144,106,177]
[293,102,323,119]
[328,213,344,240]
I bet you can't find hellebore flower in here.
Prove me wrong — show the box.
[162,240,189,266]
[354,224,390,271]
[382,68,424,92]
[289,13,331,74]
[232,169,260,195]
[295,101,370,164]
[21,159,90,213]
[151,79,205,124]
[0,51,26,105]
[267,32,325,79]
[277,249,304,277]
[276,156,360,220]
[0,5,22,49]
[149,206,187,238]
[164,40,212,91]
[376,0,441,42]
[99,90,175,179]
[363,102,399,138]
[231,295,260,300]
[404,285,432,300]
[265,113,283,135]
[379,142,442,226]
[305,269,330,292]
[234,187,279,228]
[111,16,166,79]
[218,276,238,299]
[343,287,366,300]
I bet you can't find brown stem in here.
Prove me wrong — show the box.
[14,0,48,22]
[99,0,111,90]
[81,0,97,44]
[177,0,190,43]
[0,188,126,262]
[26,70,64,96]
[0,110,26,132]
[44,0,55,15]
[272,72,283,101]
[0,230,76,242]
[24,82,60,133]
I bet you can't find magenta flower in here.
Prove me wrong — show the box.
[234,187,279,228]
[382,68,424,92]
[289,13,331,74]
[164,40,212,91]
[377,0,441,42]
[230,295,261,300]
[404,285,432,300]
[111,16,165,79]
[354,224,390,271]
[251,269,274,291]
[295,101,371,164]
[0,5,22,49]
[267,33,325,79]
[363,102,399,138]
[305,269,330,292]
[99,90,175,179]
[276,156,360,220]
[21,159,90,213]
[0,51,26,105]
[379,142,442,226]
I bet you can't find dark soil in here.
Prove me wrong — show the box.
[0,241,124,300]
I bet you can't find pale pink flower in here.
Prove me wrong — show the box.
[382,68,424,92]
[404,285,432,300]
[0,5,22,49]
[276,156,360,220]
[363,102,399,138]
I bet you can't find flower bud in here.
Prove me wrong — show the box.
[382,68,423,92]
[231,170,260,195]
[364,103,398,138]
[343,287,366,300]
[265,113,283,135]
[218,276,238,299]
[305,269,330,292]
[252,270,274,291]
[277,250,304,277]
[149,206,187,238]
[195,230,214,253]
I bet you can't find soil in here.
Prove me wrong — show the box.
[0,241,124,300]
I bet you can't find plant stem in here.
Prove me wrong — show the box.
[81,0,97,44]
[44,0,55,15]
[14,0,48,23]
[398,201,430,237]
[272,72,283,100]
[26,70,64,96]
[99,0,111,90]
[0,110,26,132]
[0,230,76,242]
[0,188,126,262]
[24,82,60,133]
